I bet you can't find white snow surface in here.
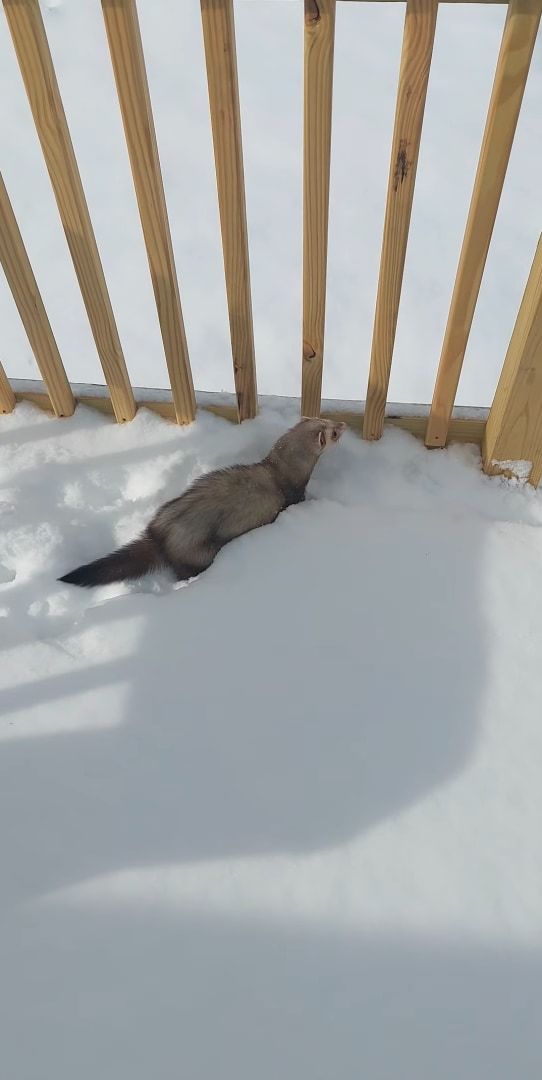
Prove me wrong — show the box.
[0,1,541,405]
[1,401,542,1078]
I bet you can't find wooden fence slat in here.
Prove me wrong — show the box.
[0,173,74,417]
[342,0,505,3]
[425,0,541,448]
[201,0,257,422]
[322,408,485,445]
[483,236,542,486]
[3,0,136,423]
[12,381,488,445]
[363,0,437,440]
[101,0,195,425]
[301,0,336,419]
[0,362,16,414]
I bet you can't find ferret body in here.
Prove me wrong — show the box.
[59,417,346,588]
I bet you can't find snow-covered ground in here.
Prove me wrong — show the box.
[0,1,541,405]
[2,0,542,1073]
[1,401,542,1078]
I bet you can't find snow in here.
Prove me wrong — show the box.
[0,1,541,405]
[1,400,542,1078]
[491,458,533,481]
[2,0,542,1072]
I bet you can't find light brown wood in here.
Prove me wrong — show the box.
[7,381,486,445]
[101,0,195,425]
[323,408,485,445]
[302,0,336,419]
[363,0,437,440]
[0,363,16,414]
[343,0,507,3]
[483,236,542,486]
[426,0,541,448]
[11,389,239,425]
[0,173,74,417]
[201,0,257,422]
[2,0,135,423]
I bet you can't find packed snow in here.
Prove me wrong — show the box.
[1,400,542,1079]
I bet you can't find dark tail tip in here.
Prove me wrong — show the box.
[58,536,159,588]
[58,566,95,588]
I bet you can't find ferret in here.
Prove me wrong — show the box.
[59,417,346,588]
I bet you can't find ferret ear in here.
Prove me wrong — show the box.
[318,430,326,450]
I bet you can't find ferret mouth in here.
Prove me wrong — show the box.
[330,423,347,442]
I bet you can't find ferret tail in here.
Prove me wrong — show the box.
[59,535,161,588]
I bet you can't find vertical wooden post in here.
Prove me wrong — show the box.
[426,0,541,448]
[483,236,542,487]
[101,0,195,425]
[201,0,257,422]
[363,0,437,440]
[0,362,16,414]
[302,0,336,419]
[0,173,75,417]
[3,0,136,423]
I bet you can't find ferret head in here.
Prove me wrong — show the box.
[299,417,347,454]
[267,418,346,486]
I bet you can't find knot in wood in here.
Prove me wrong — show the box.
[303,340,317,363]
[393,139,410,192]
[304,0,320,26]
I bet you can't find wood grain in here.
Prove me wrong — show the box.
[322,408,485,444]
[363,0,437,440]
[11,389,239,425]
[302,0,336,419]
[3,0,136,423]
[342,0,505,3]
[201,0,257,422]
[102,0,195,425]
[483,236,542,487]
[8,381,486,446]
[0,173,74,417]
[426,0,541,448]
[0,362,16,414]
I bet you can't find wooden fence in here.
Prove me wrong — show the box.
[0,0,541,484]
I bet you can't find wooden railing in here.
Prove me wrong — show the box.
[0,0,541,484]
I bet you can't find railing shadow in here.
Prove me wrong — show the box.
[0,411,496,906]
[0,904,539,1080]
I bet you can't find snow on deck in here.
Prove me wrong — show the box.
[1,402,542,1079]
